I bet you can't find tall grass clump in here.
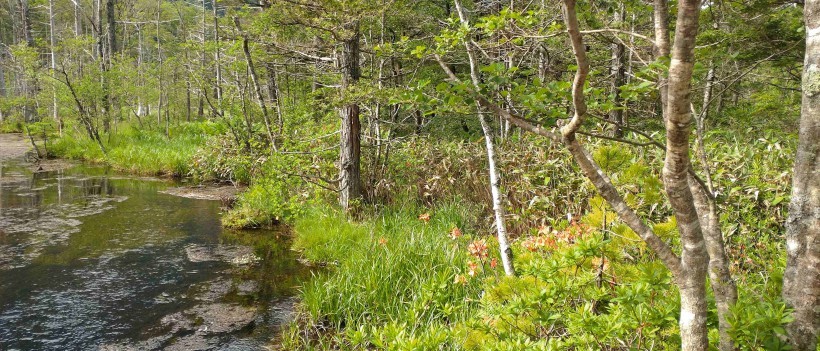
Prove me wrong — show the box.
[50,121,222,176]
[284,201,488,349]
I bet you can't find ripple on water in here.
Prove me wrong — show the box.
[0,196,128,270]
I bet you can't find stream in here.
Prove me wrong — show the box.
[0,158,308,350]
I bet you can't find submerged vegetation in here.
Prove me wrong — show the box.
[1,0,818,349]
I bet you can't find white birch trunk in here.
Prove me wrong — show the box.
[453,0,515,275]
[49,0,60,134]
[479,112,515,276]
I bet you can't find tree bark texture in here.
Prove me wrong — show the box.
[782,2,820,349]
[338,23,362,211]
[663,1,709,350]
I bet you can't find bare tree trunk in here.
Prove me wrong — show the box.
[610,4,626,137]
[1,41,7,123]
[136,24,144,117]
[663,1,709,350]
[198,0,206,119]
[234,16,275,152]
[74,0,82,36]
[107,0,116,56]
[338,22,362,211]
[213,0,222,113]
[156,0,165,135]
[479,112,515,275]
[106,0,116,129]
[653,0,670,123]
[49,0,61,135]
[18,0,32,46]
[17,0,33,123]
[266,62,283,135]
[452,0,515,276]
[689,60,738,351]
[782,2,820,349]
[93,0,101,59]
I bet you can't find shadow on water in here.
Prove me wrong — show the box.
[0,161,310,350]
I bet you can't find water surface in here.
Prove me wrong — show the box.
[0,161,307,350]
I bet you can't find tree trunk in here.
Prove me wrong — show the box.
[74,0,82,37]
[199,0,207,119]
[266,62,284,135]
[653,0,670,123]
[18,0,33,46]
[0,44,7,123]
[338,23,362,211]
[479,112,515,276]
[156,0,164,135]
[782,2,820,349]
[107,0,116,56]
[690,60,738,351]
[610,4,626,137]
[234,16,275,152]
[49,0,61,134]
[136,24,144,118]
[213,0,222,113]
[17,0,33,123]
[452,0,515,276]
[663,1,709,350]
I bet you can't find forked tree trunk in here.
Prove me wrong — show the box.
[338,23,362,211]
[782,2,820,349]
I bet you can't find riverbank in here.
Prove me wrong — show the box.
[0,133,29,162]
[30,125,800,350]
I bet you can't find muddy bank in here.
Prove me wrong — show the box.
[160,183,246,202]
[0,134,30,162]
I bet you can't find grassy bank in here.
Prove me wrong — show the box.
[43,123,797,349]
[48,122,223,177]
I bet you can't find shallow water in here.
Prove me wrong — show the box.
[0,162,307,350]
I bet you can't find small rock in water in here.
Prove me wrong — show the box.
[236,280,259,296]
[185,244,260,266]
[153,292,175,304]
[196,278,233,302]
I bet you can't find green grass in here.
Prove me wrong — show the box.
[284,201,486,348]
[49,122,222,176]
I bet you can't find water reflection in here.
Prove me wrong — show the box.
[0,162,307,350]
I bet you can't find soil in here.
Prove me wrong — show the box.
[0,133,77,172]
[0,134,30,162]
[160,184,246,202]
